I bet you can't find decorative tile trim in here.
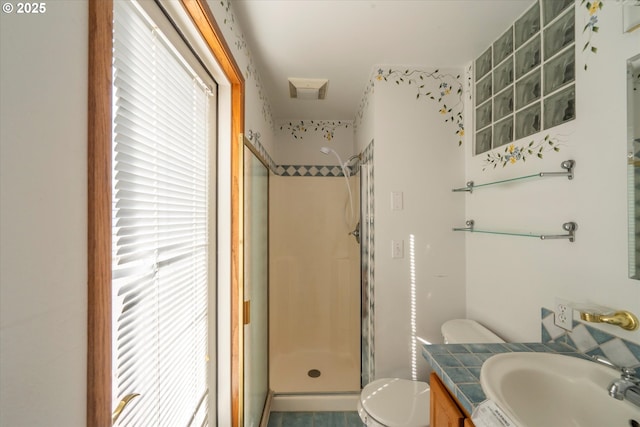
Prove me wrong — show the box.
[421,308,640,416]
[246,129,363,178]
[361,139,375,386]
[541,307,640,367]
[275,164,357,177]
[362,139,374,165]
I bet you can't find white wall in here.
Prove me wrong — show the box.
[465,2,640,344]
[0,2,88,425]
[358,69,467,380]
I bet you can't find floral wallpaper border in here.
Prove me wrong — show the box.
[355,78,375,132]
[355,67,465,145]
[377,68,465,145]
[279,120,352,141]
[482,134,564,170]
[582,0,604,71]
[218,1,274,129]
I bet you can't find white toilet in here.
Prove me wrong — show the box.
[357,319,504,427]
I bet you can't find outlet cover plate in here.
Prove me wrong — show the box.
[554,298,573,331]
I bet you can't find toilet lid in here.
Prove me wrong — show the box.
[360,378,429,427]
[441,319,504,344]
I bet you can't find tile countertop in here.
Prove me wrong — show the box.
[421,342,587,415]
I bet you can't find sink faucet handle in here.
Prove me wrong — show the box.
[621,366,640,380]
[592,355,640,378]
[592,355,620,370]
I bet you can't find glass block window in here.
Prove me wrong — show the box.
[474,0,575,156]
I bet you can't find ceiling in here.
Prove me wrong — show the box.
[232,0,535,122]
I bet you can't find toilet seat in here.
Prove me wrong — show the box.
[358,378,429,427]
[357,319,504,426]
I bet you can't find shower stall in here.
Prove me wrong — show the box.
[269,156,363,395]
[268,141,375,399]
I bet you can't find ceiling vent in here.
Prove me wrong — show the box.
[288,78,328,100]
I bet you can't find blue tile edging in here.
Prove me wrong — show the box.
[541,307,640,367]
[423,309,640,417]
[421,341,583,416]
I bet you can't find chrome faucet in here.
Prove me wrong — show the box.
[592,355,640,407]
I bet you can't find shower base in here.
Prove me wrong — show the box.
[270,350,360,394]
[270,392,360,412]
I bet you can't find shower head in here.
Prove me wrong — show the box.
[346,154,361,165]
[320,146,344,165]
[319,147,357,224]
[320,146,348,177]
[320,147,359,167]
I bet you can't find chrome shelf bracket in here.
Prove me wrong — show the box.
[453,220,578,243]
[452,159,575,192]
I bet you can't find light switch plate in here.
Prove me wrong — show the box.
[392,240,404,258]
[391,191,403,211]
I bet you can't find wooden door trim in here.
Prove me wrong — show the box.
[87,1,113,426]
[179,3,246,426]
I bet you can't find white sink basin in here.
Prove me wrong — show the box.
[480,352,640,427]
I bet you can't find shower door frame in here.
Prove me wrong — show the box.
[243,138,271,426]
[359,141,375,387]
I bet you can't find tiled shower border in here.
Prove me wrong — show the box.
[245,129,360,178]
[275,164,356,177]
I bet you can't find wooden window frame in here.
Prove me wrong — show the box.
[87,1,244,426]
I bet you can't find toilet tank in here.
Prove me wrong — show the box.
[441,319,505,344]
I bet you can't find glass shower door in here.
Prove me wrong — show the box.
[244,144,269,427]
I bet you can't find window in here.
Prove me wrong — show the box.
[111,1,216,424]
[89,0,243,424]
[474,0,575,155]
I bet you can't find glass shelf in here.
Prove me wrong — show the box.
[452,160,574,193]
[453,220,577,242]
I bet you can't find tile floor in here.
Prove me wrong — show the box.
[267,411,364,427]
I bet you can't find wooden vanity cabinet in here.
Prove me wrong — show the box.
[430,372,475,427]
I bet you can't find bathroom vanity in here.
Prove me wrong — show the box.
[430,372,475,427]
[422,341,586,427]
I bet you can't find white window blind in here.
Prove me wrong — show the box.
[112,1,212,425]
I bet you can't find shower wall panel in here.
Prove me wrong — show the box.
[269,176,360,393]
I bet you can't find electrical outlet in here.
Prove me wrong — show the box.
[554,298,573,330]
